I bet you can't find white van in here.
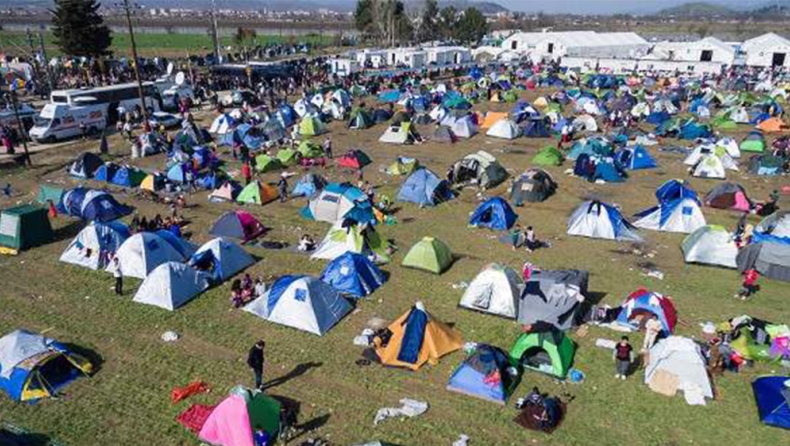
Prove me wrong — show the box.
[29,102,106,143]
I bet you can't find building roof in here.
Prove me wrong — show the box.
[742,33,790,52]
[505,31,647,49]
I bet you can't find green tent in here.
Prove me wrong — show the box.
[532,146,564,166]
[246,392,282,437]
[36,184,64,205]
[236,181,278,205]
[386,157,419,176]
[0,205,54,251]
[276,148,301,166]
[502,91,518,103]
[711,116,737,130]
[740,133,766,153]
[299,117,326,137]
[401,236,453,274]
[509,330,575,379]
[298,140,324,159]
[254,154,283,173]
[349,110,373,130]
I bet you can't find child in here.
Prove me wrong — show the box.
[613,336,634,380]
[736,268,760,300]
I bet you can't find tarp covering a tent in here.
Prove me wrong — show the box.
[644,336,714,405]
[518,269,588,330]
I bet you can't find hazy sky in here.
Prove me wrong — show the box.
[494,0,764,14]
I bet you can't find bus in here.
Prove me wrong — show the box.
[49,82,162,124]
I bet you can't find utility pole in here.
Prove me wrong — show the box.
[210,0,221,63]
[37,28,54,93]
[121,0,149,126]
[8,85,32,167]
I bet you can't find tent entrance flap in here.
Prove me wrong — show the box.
[521,347,553,374]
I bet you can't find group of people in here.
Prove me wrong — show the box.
[129,212,184,237]
[230,273,266,308]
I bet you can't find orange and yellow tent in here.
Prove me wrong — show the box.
[374,302,463,371]
[756,117,787,133]
[481,112,508,130]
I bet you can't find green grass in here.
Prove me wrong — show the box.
[0,93,788,446]
[0,31,337,58]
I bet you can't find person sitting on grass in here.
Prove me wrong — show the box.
[297,234,316,252]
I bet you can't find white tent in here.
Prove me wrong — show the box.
[459,263,523,318]
[294,98,319,117]
[452,116,479,138]
[306,185,368,224]
[379,124,412,144]
[110,233,187,279]
[189,238,255,281]
[132,262,210,311]
[243,275,352,336]
[60,222,129,270]
[684,145,738,170]
[716,137,741,158]
[486,118,520,139]
[692,154,727,179]
[429,105,450,122]
[681,225,738,268]
[572,114,598,132]
[633,198,707,234]
[209,113,235,135]
[644,336,714,406]
[567,200,643,242]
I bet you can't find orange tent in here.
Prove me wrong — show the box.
[481,112,508,130]
[756,117,787,133]
[374,302,463,371]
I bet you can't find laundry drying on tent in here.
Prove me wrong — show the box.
[133,262,211,311]
[244,275,352,336]
[450,151,508,189]
[402,236,454,274]
[311,221,391,263]
[60,221,130,270]
[0,329,93,402]
[189,238,255,282]
[510,169,557,205]
[567,200,642,242]
[397,168,454,207]
[518,269,588,330]
[320,252,386,298]
[509,328,575,379]
[681,225,739,268]
[469,197,518,230]
[644,336,714,406]
[373,302,463,371]
[446,344,519,405]
[459,264,524,319]
[59,188,132,222]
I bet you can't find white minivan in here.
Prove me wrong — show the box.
[29,101,106,143]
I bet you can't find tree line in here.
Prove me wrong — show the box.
[354,0,489,46]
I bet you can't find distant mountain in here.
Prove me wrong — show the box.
[437,0,508,14]
[656,1,735,16]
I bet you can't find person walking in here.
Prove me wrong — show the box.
[241,161,252,186]
[110,256,123,295]
[613,336,634,380]
[277,174,288,203]
[247,340,265,389]
[322,136,333,159]
[736,268,760,300]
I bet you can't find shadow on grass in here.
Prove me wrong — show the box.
[62,342,105,375]
[262,361,322,391]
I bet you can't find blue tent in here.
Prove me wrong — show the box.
[594,159,626,183]
[93,163,118,182]
[196,172,220,190]
[468,67,483,80]
[166,163,187,183]
[469,197,518,230]
[154,229,196,258]
[679,121,712,140]
[523,119,551,138]
[412,96,430,113]
[236,123,264,150]
[512,101,539,123]
[397,169,454,206]
[645,111,671,125]
[655,179,698,204]
[277,104,298,127]
[752,376,790,429]
[292,173,326,197]
[379,90,402,103]
[109,166,144,188]
[59,188,132,222]
[616,145,657,170]
[320,252,386,298]
[446,344,517,405]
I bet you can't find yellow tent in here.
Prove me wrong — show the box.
[533,97,549,108]
[140,174,159,192]
[481,112,508,130]
[374,302,462,371]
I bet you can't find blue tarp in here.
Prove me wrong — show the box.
[469,197,518,230]
[752,376,790,429]
[320,252,386,298]
[397,307,428,365]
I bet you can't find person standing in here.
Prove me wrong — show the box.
[613,336,634,380]
[736,268,760,300]
[110,256,123,295]
[322,136,333,159]
[247,340,265,389]
[277,174,288,203]
[643,314,662,352]
[241,161,252,186]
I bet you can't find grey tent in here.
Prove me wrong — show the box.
[737,241,790,282]
[755,211,790,239]
[518,269,588,329]
[432,126,456,143]
[510,168,557,205]
[451,151,509,190]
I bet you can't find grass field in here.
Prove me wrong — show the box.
[0,90,788,446]
[0,31,338,58]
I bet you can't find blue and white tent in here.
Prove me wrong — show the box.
[243,275,352,336]
[446,344,517,405]
[166,163,187,183]
[469,197,518,230]
[60,221,130,270]
[634,197,706,234]
[132,262,210,311]
[320,252,386,298]
[292,173,327,198]
[110,232,190,279]
[655,179,698,203]
[302,183,376,225]
[567,200,642,242]
[188,238,254,282]
[616,145,657,170]
[59,188,132,222]
[397,169,454,207]
[752,376,790,429]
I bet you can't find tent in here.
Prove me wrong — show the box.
[374,302,463,371]
[754,211,790,244]
[432,126,456,144]
[567,200,642,242]
[752,376,790,429]
[69,152,102,178]
[459,263,524,319]
[481,112,508,129]
[291,173,327,197]
[523,119,551,138]
[302,183,375,225]
[111,232,190,279]
[486,118,521,139]
[110,166,146,188]
[451,151,508,189]
[397,169,454,207]
[140,173,165,192]
[208,181,241,203]
[518,269,588,330]
[402,237,453,274]
[209,211,265,242]
[254,155,282,173]
[386,157,419,176]
[198,388,283,446]
[446,344,519,405]
[349,111,373,130]
[0,329,92,402]
[36,184,64,205]
[692,153,727,179]
[60,221,130,270]
[704,182,752,212]
[189,238,255,282]
[452,116,478,138]
[244,275,352,336]
[237,181,279,205]
[298,140,324,159]
[616,146,657,170]
[132,262,210,311]
[209,113,236,135]
[532,146,564,166]
[469,197,518,230]
[616,288,677,334]
[681,225,738,268]
[93,163,118,182]
[510,169,557,204]
[737,241,790,282]
[741,131,767,153]
[298,116,326,137]
[320,252,386,298]
[311,221,390,262]
[379,122,415,145]
[634,198,706,234]
[644,337,714,405]
[59,188,132,222]
[336,150,372,170]
[509,329,575,379]
[756,117,787,133]
[0,205,53,251]
[276,148,301,167]
[166,163,188,183]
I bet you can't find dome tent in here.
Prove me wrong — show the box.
[510,169,557,204]
[291,173,327,198]
[737,241,790,282]
[681,225,738,268]
[236,181,279,205]
[567,200,642,242]
[486,118,521,139]
[311,221,390,263]
[132,262,211,311]
[320,252,386,298]
[616,288,677,334]
[518,269,588,330]
[59,188,132,222]
[634,181,706,234]
[402,237,454,274]
[189,238,255,282]
[209,211,265,242]
[532,146,564,166]
[69,152,103,178]
[704,182,752,212]
[60,221,130,270]
[397,168,454,207]
[243,275,352,336]
[302,183,375,226]
[459,263,523,319]
[644,336,714,405]
[446,344,519,405]
[451,151,508,190]
[197,387,284,446]
[509,329,575,379]
[469,197,518,230]
[110,232,192,279]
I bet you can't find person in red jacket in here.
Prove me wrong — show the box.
[241,161,252,185]
[736,269,760,300]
